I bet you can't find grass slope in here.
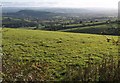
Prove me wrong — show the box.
[60,23,118,35]
[2,28,118,81]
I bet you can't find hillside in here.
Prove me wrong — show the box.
[60,23,118,35]
[2,28,119,81]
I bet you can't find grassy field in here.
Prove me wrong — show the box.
[2,28,119,81]
[60,23,118,35]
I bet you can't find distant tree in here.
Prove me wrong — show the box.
[90,21,93,23]
[79,21,83,24]
[106,20,111,24]
[35,24,39,30]
[95,20,98,22]
[7,17,11,21]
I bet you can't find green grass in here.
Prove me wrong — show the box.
[2,28,118,81]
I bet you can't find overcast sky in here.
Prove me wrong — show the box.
[1,0,119,9]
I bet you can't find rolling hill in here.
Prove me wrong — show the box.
[60,23,118,35]
[3,10,62,19]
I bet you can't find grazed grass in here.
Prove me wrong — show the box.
[2,28,119,81]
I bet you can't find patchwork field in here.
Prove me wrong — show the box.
[60,23,118,35]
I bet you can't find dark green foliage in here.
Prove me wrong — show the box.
[2,17,37,28]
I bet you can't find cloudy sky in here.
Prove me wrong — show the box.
[1,0,119,9]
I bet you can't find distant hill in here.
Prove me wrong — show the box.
[2,7,117,18]
[3,10,60,19]
[17,10,53,16]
